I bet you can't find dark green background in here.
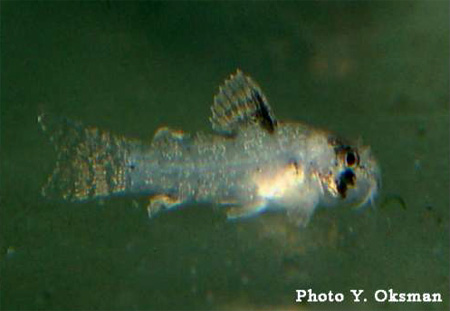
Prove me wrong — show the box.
[1,1,448,310]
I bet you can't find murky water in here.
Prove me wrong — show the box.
[1,2,448,310]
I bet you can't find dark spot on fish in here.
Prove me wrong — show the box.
[337,169,356,198]
[342,169,356,185]
[252,90,277,133]
[337,179,347,198]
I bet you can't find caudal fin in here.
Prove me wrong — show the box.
[39,114,132,202]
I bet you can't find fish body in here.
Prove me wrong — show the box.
[40,70,380,225]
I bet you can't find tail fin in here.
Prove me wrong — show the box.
[38,114,132,202]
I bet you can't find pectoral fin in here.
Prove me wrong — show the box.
[147,194,181,218]
[226,200,267,220]
[210,70,277,135]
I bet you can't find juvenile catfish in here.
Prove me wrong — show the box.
[40,70,380,226]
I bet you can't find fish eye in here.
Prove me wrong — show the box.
[345,151,358,167]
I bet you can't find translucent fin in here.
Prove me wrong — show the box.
[226,200,267,220]
[152,126,189,144]
[210,69,277,135]
[38,114,133,202]
[150,126,193,161]
[147,194,181,218]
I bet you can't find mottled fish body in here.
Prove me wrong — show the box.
[40,70,380,225]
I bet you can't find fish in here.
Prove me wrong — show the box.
[39,70,380,226]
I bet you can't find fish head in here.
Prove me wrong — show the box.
[319,137,381,209]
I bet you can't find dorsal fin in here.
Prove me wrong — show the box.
[210,70,277,135]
